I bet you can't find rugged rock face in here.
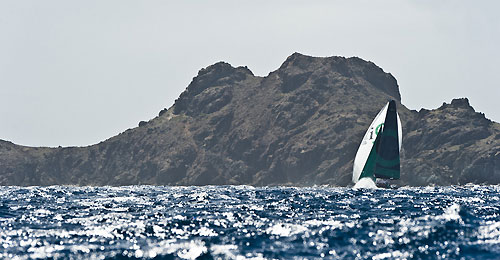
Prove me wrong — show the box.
[1,53,499,186]
[402,98,500,185]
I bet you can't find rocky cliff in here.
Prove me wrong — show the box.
[1,53,499,186]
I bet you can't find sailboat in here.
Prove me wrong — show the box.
[352,100,402,189]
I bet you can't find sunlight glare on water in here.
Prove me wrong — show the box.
[0,185,499,259]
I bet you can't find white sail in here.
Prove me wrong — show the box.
[397,113,402,151]
[352,102,389,183]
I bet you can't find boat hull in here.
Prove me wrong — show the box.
[353,177,378,189]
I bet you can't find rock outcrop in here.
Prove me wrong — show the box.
[1,53,499,186]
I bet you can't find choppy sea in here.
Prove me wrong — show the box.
[1,185,500,259]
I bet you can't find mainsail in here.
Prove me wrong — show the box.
[352,100,402,184]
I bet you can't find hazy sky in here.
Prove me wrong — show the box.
[1,1,499,147]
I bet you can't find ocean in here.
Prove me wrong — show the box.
[0,185,499,259]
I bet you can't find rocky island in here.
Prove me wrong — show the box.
[1,53,499,186]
